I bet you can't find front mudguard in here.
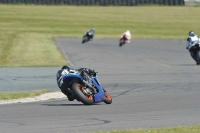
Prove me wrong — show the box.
[91,76,104,103]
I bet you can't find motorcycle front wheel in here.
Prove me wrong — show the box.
[103,89,112,104]
[71,83,94,105]
[82,36,88,44]
[196,50,200,65]
[119,39,125,47]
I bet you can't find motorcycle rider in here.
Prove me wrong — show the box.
[186,30,200,65]
[56,65,96,101]
[120,30,131,43]
[83,28,95,41]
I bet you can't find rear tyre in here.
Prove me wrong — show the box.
[103,89,112,104]
[71,83,94,105]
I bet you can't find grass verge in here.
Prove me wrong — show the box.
[0,89,50,100]
[6,33,67,67]
[0,5,200,67]
[94,125,200,133]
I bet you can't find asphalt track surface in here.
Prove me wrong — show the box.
[0,67,60,92]
[1,38,200,133]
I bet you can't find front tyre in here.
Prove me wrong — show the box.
[71,83,94,105]
[196,50,200,65]
[82,36,88,44]
[103,89,112,104]
[119,39,125,47]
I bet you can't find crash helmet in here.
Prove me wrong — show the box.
[125,30,130,34]
[189,30,195,37]
[125,30,131,36]
[62,65,70,70]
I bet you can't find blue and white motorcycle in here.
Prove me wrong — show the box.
[62,69,112,105]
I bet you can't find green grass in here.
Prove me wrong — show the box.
[0,5,200,67]
[0,89,50,100]
[93,125,200,133]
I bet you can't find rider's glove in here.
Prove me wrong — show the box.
[91,70,97,76]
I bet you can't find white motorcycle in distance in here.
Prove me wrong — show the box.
[119,30,131,47]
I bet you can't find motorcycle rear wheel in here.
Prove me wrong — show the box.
[72,83,94,105]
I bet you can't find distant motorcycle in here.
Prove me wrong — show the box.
[62,69,112,105]
[119,30,131,47]
[82,28,95,44]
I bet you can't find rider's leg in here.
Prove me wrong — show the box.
[60,83,75,101]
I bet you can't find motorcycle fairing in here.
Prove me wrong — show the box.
[63,73,83,86]
[92,76,104,103]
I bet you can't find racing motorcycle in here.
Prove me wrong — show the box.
[62,70,112,105]
[82,30,95,44]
